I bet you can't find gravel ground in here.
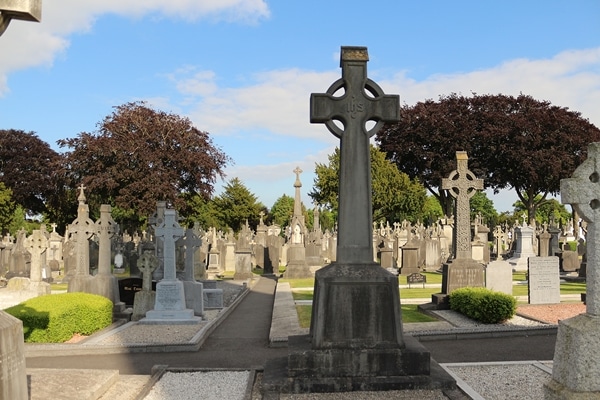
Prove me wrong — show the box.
[444,362,553,400]
[144,370,251,400]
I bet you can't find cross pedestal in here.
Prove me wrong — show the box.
[545,142,600,398]
[263,47,455,395]
[25,229,51,295]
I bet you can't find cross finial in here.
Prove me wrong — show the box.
[78,184,87,203]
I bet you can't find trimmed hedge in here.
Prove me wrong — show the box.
[449,287,517,324]
[4,292,112,343]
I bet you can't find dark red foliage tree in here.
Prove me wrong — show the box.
[0,129,63,216]
[58,102,230,231]
[377,93,600,222]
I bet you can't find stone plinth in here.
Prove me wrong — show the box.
[0,311,27,400]
[485,260,513,295]
[507,224,537,272]
[544,313,600,398]
[142,279,199,324]
[182,280,204,317]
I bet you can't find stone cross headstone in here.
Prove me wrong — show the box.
[143,209,197,323]
[545,142,600,398]
[435,152,485,301]
[131,250,158,321]
[270,47,445,394]
[311,49,399,264]
[442,151,483,260]
[67,185,96,293]
[24,229,50,295]
[90,204,122,305]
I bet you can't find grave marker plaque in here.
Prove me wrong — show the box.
[528,256,560,304]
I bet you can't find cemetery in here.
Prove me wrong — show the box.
[0,9,598,396]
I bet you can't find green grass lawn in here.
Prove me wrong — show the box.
[295,304,437,328]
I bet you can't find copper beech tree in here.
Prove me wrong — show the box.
[377,93,600,223]
[0,129,62,216]
[58,102,230,231]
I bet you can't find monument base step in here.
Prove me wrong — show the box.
[262,334,456,395]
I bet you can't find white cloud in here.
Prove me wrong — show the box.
[173,47,600,143]
[381,47,600,127]
[0,0,270,96]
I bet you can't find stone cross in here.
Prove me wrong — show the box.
[561,142,600,316]
[155,209,184,281]
[69,185,95,275]
[25,229,47,283]
[137,250,158,291]
[181,228,201,281]
[95,204,119,276]
[310,46,399,264]
[442,151,483,260]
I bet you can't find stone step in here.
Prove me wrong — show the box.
[27,368,151,400]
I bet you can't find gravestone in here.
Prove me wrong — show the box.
[433,152,484,307]
[89,205,123,308]
[0,311,27,400]
[67,185,95,293]
[264,46,454,395]
[528,256,560,304]
[284,167,311,278]
[234,222,254,280]
[131,250,158,321]
[24,229,51,295]
[485,260,513,295]
[180,228,204,317]
[545,142,600,398]
[143,209,198,324]
[507,222,537,272]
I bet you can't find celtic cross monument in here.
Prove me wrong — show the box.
[545,142,600,398]
[434,151,485,303]
[267,47,455,395]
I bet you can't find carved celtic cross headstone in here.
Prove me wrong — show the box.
[155,209,184,281]
[310,46,399,264]
[561,142,600,316]
[442,151,483,260]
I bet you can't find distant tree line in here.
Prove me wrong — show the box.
[2,93,597,236]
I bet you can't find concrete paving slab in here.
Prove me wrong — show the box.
[27,368,119,400]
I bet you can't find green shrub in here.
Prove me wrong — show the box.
[4,292,113,343]
[449,287,516,324]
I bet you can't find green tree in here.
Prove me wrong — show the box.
[0,130,63,216]
[421,195,443,224]
[309,145,427,223]
[58,101,230,231]
[512,196,570,226]
[378,93,600,223]
[470,191,499,228]
[0,183,17,235]
[269,194,294,228]
[212,178,265,232]
[183,193,221,229]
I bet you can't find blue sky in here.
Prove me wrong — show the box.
[1,0,599,213]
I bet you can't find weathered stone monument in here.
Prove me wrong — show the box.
[89,205,123,309]
[131,250,158,321]
[432,152,485,307]
[284,167,311,279]
[545,142,600,398]
[0,311,27,400]
[264,46,454,395]
[67,185,95,293]
[24,229,51,295]
[143,209,199,324]
[180,228,204,316]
